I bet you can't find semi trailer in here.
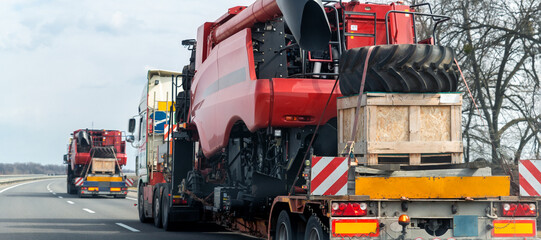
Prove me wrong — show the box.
[127,0,538,239]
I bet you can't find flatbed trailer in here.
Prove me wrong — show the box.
[65,129,131,198]
[126,0,539,239]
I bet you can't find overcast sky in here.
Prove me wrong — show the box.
[0,0,253,169]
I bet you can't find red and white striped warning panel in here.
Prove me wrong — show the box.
[310,157,348,196]
[74,177,84,187]
[125,178,134,187]
[163,124,171,141]
[519,159,541,196]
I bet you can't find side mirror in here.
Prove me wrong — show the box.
[63,154,68,164]
[128,118,136,133]
[126,135,135,143]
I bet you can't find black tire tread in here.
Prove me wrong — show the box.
[339,44,459,95]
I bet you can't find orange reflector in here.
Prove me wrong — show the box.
[492,219,535,237]
[110,187,121,192]
[285,116,296,121]
[332,219,379,237]
[88,187,98,191]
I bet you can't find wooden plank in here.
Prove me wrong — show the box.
[338,108,344,148]
[367,106,377,144]
[450,105,463,163]
[409,153,421,165]
[338,93,463,109]
[366,141,463,154]
[452,153,463,164]
[409,106,420,142]
[367,154,378,165]
[364,93,462,106]
[450,105,462,141]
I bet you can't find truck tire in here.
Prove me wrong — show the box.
[66,180,71,194]
[339,44,459,95]
[153,188,163,228]
[77,187,84,198]
[161,185,173,231]
[275,210,294,240]
[138,184,151,223]
[305,216,329,240]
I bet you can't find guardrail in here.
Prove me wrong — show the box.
[0,175,65,185]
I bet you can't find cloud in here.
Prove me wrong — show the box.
[0,0,254,166]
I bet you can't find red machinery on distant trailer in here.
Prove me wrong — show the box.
[64,129,131,198]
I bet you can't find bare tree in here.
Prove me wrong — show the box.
[422,0,541,164]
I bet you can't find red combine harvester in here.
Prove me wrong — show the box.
[64,129,131,198]
[128,0,537,239]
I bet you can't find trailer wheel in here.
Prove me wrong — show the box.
[161,186,173,231]
[153,188,163,228]
[138,184,151,223]
[275,210,294,240]
[305,216,329,240]
[339,44,459,95]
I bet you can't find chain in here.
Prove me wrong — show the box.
[306,204,329,234]
[183,189,212,207]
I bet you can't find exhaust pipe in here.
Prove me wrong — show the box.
[277,0,331,51]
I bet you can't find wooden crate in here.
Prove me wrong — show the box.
[91,158,116,173]
[337,93,463,165]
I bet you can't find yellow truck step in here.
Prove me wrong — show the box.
[355,176,509,199]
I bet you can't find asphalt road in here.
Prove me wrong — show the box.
[0,178,256,240]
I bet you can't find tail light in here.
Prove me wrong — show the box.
[173,195,188,205]
[331,202,367,216]
[501,203,536,216]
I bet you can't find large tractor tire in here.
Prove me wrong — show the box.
[339,44,459,95]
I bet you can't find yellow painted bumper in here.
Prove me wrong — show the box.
[355,176,509,199]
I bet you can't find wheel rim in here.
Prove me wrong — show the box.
[278,222,288,240]
[308,228,320,240]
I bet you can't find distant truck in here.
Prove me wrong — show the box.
[64,129,132,198]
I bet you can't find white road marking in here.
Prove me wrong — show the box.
[67,201,75,204]
[83,208,95,214]
[46,182,53,191]
[126,197,137,201]
[0,180,40,194]
[58,196,63,199]
[116,223,140,232]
